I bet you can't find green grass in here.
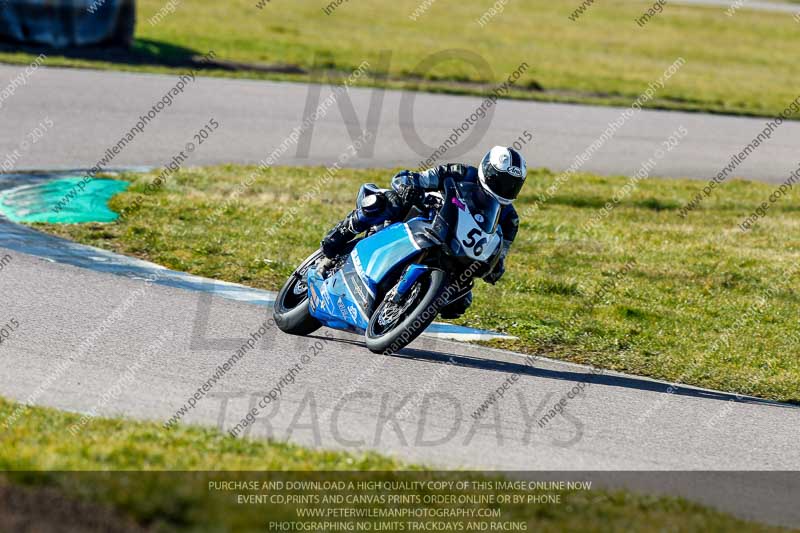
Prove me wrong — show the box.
[1,0,799,118]
[0,397,788,532]
[0,398,399,472]
[34,164,800,403]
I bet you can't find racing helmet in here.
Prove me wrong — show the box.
[478,146,527,205]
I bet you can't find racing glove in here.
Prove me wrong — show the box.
[439,163,468,180]
[484,259,505,285]
[383,190,406,214]
[484,239,512,284]
[393,173,426,207]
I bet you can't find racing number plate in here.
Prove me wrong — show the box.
[455,207,500,261]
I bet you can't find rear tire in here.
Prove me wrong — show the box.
[273,250,323,336]
[365,269,447,354]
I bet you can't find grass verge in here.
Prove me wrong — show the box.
[33,164,800,403]
[1,0,799,118]
[0,397,788,532]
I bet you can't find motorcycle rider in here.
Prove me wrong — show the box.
[318,146,527,319]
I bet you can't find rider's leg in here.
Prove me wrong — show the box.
[320,184,406,260]
[439,289,473,319]
[320,209,366,260]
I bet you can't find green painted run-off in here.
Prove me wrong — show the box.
[0,178,128,224]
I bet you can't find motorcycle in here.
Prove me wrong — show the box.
[273,177,504,354]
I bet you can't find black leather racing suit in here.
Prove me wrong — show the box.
[321,163,520,318]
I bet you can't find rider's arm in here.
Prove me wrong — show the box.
[391,164,469,194]
[485,205,519,284]
[499,204,520,245]
[391,168,441,207]
[391,168,441,194]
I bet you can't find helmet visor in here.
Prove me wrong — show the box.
[480,158,525,203]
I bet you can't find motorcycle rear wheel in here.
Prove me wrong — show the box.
[273,250,323,336]
[365,269,447,354]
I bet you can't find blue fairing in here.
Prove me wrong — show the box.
[307,266,369,332]
[353,222,422,289]
[307,221,426,333]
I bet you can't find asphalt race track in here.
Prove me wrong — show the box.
[1,237,799,526]
[2,64,800,527]
[675,0,800,13]
[1,64,799,183]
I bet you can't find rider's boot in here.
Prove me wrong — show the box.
[318,210,363,274]
[318,188,409,276]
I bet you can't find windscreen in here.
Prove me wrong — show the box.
[456,181,501,234]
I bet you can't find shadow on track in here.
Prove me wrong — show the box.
[317,335,798,409]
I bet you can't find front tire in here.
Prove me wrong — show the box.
[365,269,447,354]
[273,250,323,336]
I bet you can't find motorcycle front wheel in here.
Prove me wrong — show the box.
[365,269,447,354]
[273,250,323,336]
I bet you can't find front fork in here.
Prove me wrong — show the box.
[391,264,430,303]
